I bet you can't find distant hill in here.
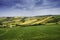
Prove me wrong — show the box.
[0,15,60,28]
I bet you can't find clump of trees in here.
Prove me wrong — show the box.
[47,17,60,24]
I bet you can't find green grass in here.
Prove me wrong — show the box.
[0,24,60,40]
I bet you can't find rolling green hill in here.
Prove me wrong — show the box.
[0,15,60,40]
[0,15,60,28]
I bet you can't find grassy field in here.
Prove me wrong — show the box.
[0,24,60,40]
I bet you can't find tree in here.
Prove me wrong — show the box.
[54,17,60,24]
[20,17,27,23]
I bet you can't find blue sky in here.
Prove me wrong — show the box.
[0,0,60,17]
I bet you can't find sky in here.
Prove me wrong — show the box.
[0,0,60,17]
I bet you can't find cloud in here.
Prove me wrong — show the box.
[0,0,60,16]
[0,0,60,9]
[0,8,60,17]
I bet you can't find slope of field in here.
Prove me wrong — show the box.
[32,16,53,25]
[0,15,60,27]
[0,24,60,40]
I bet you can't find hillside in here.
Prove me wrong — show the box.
[0,15,60,28]
[0,24,60,40]
[0,15,60,40]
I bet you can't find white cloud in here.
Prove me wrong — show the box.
[0,8,60,17]
[0,0,60,17]
[12,0,58,10]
